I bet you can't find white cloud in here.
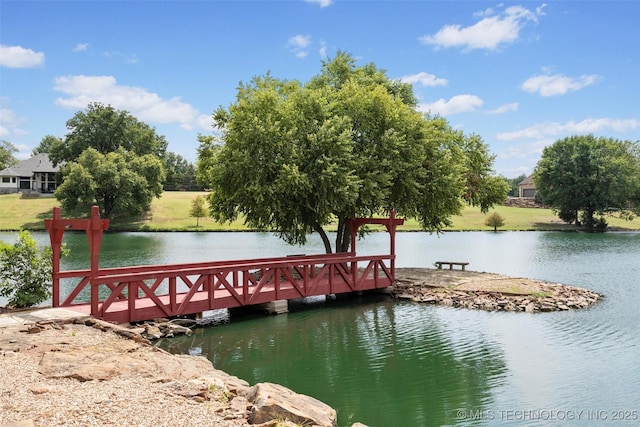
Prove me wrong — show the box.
[288,34,312,58]
[194,113,214,131]
[73,43,89,52]
[400,72,448,87]
[0,98,27,139]
[487,102,519,114]
[418,95,483,116]
[319,41,327,58]
[521,73,600,96]
[497,118,640,140]
[499,139,551,160]
[0,108,23,139]
[305,0,333,7]
[0,45,45,68]
[9,142,32,160]
[103,51,138,64]
[419,4,544,51]
[53,75,208,131]
[473,7,496,18]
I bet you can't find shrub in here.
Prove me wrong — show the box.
[485,212,506,232]
[0,231,63,308]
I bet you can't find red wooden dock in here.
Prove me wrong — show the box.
[45,207,403,323]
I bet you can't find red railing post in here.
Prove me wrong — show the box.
[46,207,63,306]
[389,210,398,280]
[45,206,109,314]
[346,211,404,281]
[87,206,104,317]
[128,281,136,322]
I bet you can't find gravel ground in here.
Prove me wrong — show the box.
[0,325,249,427]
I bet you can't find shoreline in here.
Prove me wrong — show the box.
[392,268,601,312]
[0,269,601,426]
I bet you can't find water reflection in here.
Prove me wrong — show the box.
[160,296,508,426]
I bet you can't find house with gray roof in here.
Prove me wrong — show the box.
[0,153,61,194]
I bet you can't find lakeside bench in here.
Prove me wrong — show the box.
[435,261,469,271]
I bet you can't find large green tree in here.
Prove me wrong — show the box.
[51,103,167,218]
[198,52,507,252]
[533,134,640,231]
[55,148,164,217]
[32,135,63,156]
[49,102,167,166]
[0,140,18,170]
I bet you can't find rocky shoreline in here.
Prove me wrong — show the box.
[1,268,601,427]
[0,316,343,427]
[392,268,602,312]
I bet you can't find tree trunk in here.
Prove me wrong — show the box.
[101,196,114,218]
[334,218,351,253]
[339,222,351,252]
[314,223,333,254]
[335,219,344,254]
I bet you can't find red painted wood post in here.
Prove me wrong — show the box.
[350,222,357,255]
[389,210,397,279]
[87,206,104,317]
[45,206,109,314]
[46,207,63,307]
[346,211,404,281]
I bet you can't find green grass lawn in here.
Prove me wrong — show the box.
[0,193,62,231]
[1,192,639,232]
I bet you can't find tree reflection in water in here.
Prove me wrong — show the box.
[158,294,508,426]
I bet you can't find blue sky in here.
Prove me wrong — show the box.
[1,0,638,177]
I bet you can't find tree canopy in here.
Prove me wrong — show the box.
[0,140,18,170]
[533,134,640,231]
[52,103,167,218]
[198,52,507,252]
[56,148,164,217]
[49,102,167,166]
[32,135,62,156]
[190,195,207,226]
[0,231,61,308]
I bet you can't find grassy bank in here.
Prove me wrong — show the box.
[1,192,639,232]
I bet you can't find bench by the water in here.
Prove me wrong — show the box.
[435,261,469,271]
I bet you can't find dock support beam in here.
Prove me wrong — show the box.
[260,300,289,314]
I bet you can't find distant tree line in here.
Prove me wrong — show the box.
[505,174,527,197]
[8,103,200,218]
[162,152,201,191]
